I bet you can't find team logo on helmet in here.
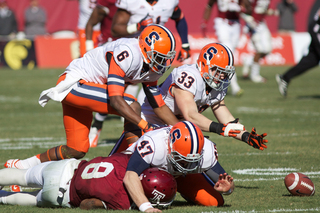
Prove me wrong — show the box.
[145,32,160,47]
[203,46,217,62]
[138,24,176,75]
[150,189,166,202]
[167,121,204,175]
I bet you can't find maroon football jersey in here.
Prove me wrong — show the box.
[69,153,132,209]
[97,0,118,44]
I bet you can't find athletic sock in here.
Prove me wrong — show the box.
[15,156,41,169]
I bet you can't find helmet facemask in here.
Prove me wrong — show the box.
[145,36,176,75]
[167,145,203,175]
[199,53,235,91]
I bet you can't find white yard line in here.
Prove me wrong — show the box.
[237,106,320,117]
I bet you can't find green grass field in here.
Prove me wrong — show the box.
[0,65,319,213]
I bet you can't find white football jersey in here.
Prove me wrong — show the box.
[78,0,101,30]
[126,127,218,176]
[116,0,179,37]
[216,0,241,14]
[141,64,227,125]
[66,38,161,85]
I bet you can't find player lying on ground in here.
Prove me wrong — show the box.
[0,154,176,211]
[123,121,235,208]
[0,121,233,211]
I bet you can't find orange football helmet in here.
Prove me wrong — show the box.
[197,43,235,91]
[139,24,176,74]
[167,121,204,175]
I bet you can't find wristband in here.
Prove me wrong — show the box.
[181,43,190,49]
[137,119,148,130]
[85,40,94,52]
[209,121,223,134]
[127,24,138,34]
[139,202,153,212]
[221,188,232,195]
[241,132,250,142]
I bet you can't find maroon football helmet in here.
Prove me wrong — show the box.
[140,167,177,208]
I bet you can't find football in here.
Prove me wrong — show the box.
[284,172,315,196]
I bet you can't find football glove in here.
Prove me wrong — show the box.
[216,118,245,137]
[137,14,153,31]
[244,127,268,150]
[142,123,160,133]
[177,44,191,62]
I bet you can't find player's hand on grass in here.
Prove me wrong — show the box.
[214,173,234,195]
[145,207,162,212]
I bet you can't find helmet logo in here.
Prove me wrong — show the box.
[145,32,160,47]
[170,129,181,144]
[150,189,166,202]
[203,46,218,61]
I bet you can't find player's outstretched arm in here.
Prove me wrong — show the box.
[213,173,234,195]
[241,127,268,150]
[123,171,161,212]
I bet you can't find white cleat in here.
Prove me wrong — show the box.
[4,159,21,169]
[89,127,101,148]
[10,185,22,192]
[4,159,23,192]
[275,74,288,97]
[251,75,267,83]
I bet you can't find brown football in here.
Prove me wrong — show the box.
[284,172,315,196]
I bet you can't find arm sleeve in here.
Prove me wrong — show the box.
[142,83,166,108]
[204,161,226,183]
[126,148,151,175]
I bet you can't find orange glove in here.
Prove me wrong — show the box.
[177,44,191,62]
[243,128,268,150]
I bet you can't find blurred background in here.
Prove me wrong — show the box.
[0,0,318,70]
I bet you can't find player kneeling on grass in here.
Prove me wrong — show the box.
[138,43,268,151]
[4,24,178,170]
[0,153,176,211]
